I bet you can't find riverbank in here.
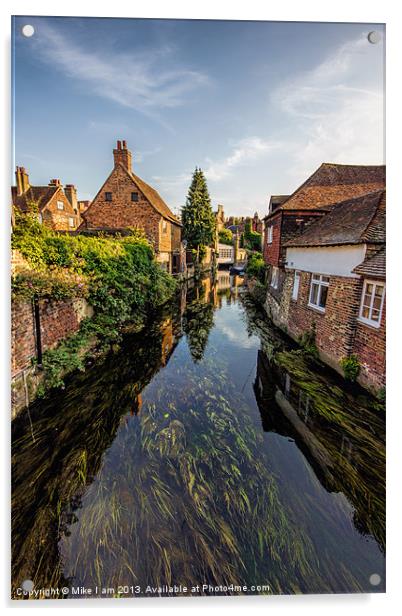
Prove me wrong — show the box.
[11,210,177,417]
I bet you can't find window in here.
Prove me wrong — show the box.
[271,266,279,289]
[358,280,385,328]
[68,217,75,228]
[308,273,329,311]
[162,220,168,233]
[131,192,139,202]
[292,270,301,300]
[105,192,112,201]
[267,226,273,244]
[57,201,64,210]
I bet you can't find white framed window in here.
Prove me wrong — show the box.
[271,266,279,289]
[358,280,385,328]
[308,273,329,312]
[57,200,64,210]
[68,217,75,228]
[267,225,273,244]
[292,270,301,301]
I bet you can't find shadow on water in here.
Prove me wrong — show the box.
[11,274,385,598]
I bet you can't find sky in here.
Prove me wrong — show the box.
[12,17,385,218]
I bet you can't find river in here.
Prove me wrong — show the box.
[11,272,385,598]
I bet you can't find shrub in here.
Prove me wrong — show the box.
[246,252,266,283]
[340,355,361,382]
[218,228,233,245]
[298,323,319,359]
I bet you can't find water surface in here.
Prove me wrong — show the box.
[11,275,385,597]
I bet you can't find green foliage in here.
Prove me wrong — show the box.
[12,210,177,394]
[298,323,319,360]
[183,288,215,362]
[243,221,262,251]
[246,252,266,283]
[218,228,233,245]
[181,167,216,259]
[340,355,361,382]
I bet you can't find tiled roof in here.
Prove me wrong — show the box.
[277,163,385,213]
[11,185,59,212]
[285,190,385,248]
[128,168,181,226]
[353,246,386,279]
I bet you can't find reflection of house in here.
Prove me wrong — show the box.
[262,163,385,393]
[12,167,80,230]
[80,141,183,274]
[254,347,385,553]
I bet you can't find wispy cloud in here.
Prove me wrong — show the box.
[272,34,384,181]
[33,23,210,116]
[204,137,278,182]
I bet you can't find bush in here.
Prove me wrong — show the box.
[246,252,266,283]
[298,323,319,360]
[340,355,361,382]
[218,228,233,245]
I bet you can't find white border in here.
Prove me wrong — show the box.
[1,1,401,615]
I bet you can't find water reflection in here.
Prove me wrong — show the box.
[11,278,385,598]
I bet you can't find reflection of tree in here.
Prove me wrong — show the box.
[182,286,214,363]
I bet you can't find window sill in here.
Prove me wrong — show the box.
[307,303,326,314]
[357,317,381,330]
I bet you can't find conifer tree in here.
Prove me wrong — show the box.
[182,167,216,263]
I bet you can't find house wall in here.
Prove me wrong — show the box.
[42,189,80,231]
[352,297,386,391]
[263,211,282,267]
[264,267,385,392]
[83,165,162,249]
[286,245,366,278]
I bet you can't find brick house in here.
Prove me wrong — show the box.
[264,189,385,393]
[80,141,183,274]
[262,163,385,287]
[12,167,80,231]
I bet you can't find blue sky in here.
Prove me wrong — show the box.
[12,17,385,217]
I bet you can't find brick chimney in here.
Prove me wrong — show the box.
[49,179,61,186]
[113,140,132,172]
[15,166,30,196]
[64,184,78,211]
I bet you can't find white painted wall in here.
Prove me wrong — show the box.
[285,244,366,278]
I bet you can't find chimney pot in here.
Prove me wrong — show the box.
[122,140,127,149]
[117,140,122,150]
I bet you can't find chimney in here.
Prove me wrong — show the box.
[64,184,78,210]
[113,139,132,172]
[49,179,61,186]
[15,166,30,196]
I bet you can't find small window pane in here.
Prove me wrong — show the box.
[319,285,328,308]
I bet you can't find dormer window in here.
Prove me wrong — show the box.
[105,192,112,201]
[131,192,139,202]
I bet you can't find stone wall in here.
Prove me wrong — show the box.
[42,188,80,231]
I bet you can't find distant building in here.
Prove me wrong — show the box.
[251,211,263,234]
[77,200,90,214]
[80,140,183,274]
[12,167,80,231]
[215,204,226,232]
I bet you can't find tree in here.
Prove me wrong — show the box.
[218,228,233,245]
[182,167,216,263]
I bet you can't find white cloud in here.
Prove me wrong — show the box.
[33,23,210,115]
[272,34,385,182]
[204,137,278,182]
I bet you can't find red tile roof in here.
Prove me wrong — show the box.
[353,246,386,279]
[275,163,385,213]
[11,185,60,212]
[285,190,385,248]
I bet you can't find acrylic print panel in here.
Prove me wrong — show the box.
[11,15,385,600]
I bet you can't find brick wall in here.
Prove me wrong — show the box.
[11,298,91,378]
[42,189,80,231]
[352,298,386,390]
[264,269,386,392]
[82,164,182,254]
[263,212,282,266]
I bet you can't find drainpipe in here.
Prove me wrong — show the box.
[33,295,43,367]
